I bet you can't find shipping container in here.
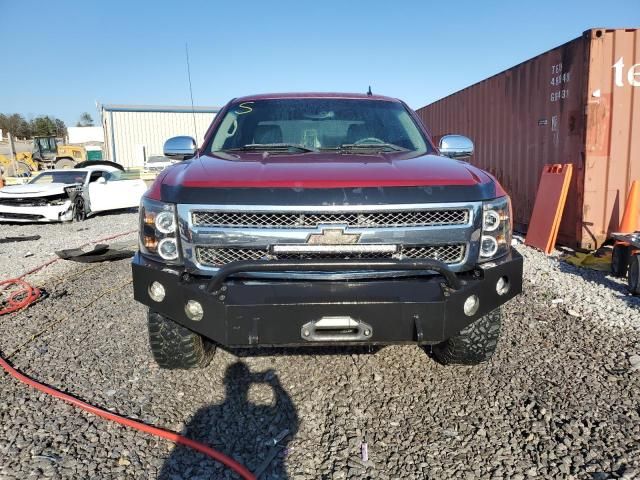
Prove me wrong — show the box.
[101,105,219,169]
[417,28,640,249]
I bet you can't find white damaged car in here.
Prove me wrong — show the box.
[0,163,148,223]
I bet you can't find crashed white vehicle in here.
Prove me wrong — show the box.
[0,163,148,223]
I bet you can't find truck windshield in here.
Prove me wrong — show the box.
[209,99,431,155]
[34,137,58,154]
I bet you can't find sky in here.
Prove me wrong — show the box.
[0,0,639,126]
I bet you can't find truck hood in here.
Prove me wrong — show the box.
[0,183,71,198]
[152,151,507,204]
[164,152,493,188]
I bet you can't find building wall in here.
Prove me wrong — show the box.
[68,126,104,144]
[102,108,217,169]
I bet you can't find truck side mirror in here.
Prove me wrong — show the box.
[439,135,474,160]
[164,136,197,160]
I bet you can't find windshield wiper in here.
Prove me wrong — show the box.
[222,143,317,153]
[336,143,407,152]
[319,143,407,153]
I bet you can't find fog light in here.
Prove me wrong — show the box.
[463,294,479,316]
[480,235,498,258]
[496,276,510,295]
[158,238,179,260]
[148,281,165,302]
[185,300,204,321]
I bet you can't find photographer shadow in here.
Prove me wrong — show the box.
[158,362,298,479]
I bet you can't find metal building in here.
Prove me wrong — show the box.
[101,104,219,169]
[417,28,639,249]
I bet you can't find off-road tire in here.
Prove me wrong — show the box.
[430,308,502,365]
[148,311,215,369]
[612,244,631,277]
[628,254,640,295]
[54,157,76,169]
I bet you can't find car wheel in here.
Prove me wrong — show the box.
[73,197,87,222]
[148,311,215,369]
[429,308,501,365]
[628,254,640,295]
[612,244,631,277]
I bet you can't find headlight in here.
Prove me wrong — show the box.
[139,197,181,264]
[479,196,511,262]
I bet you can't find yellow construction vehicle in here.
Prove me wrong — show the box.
[32,136,87,169]
[0,151,39,176]
[0,136,92,177]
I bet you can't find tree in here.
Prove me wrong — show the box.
[77,112,94,127]
[31,116,58,137]
[55,118,67,137]
[0,113,32,139]
[16,116,32,138]
[0,113,65,139]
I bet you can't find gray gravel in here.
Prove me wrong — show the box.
[0,211,138,283]
[1,227,639,479]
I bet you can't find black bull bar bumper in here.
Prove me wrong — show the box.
[132,251,523,347]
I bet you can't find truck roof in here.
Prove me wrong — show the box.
[232,92,402,103]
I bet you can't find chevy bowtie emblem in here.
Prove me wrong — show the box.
[306,228,361,245]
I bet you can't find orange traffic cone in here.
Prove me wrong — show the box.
[619,180,640,233]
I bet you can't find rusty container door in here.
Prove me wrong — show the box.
[582,28,640,249]
[417,35,589,247]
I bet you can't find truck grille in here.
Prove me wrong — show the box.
[192,209,469,229]
[196,244,466,267]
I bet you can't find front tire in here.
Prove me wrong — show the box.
[430,308,502,365]
[148,311,215,369]
[54,157,76,169]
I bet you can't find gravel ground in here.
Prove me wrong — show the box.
[0,211,138,283]
[1,221,639,479]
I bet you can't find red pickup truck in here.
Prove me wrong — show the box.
[132,93,522,369]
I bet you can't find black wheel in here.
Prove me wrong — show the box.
[628,254,640,295]
[612,244,631,277]
[148,311,215,369]
[430,308,501,365]
[73,197,87,222]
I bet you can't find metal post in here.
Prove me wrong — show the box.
[7,133,17,175]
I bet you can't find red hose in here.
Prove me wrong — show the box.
[1,229,138,315]
[0,279,41,315]
[0,354,256,479]
[0,229,257,479]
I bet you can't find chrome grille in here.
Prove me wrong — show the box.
[192,209,469,229]
[196,244,466,267]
